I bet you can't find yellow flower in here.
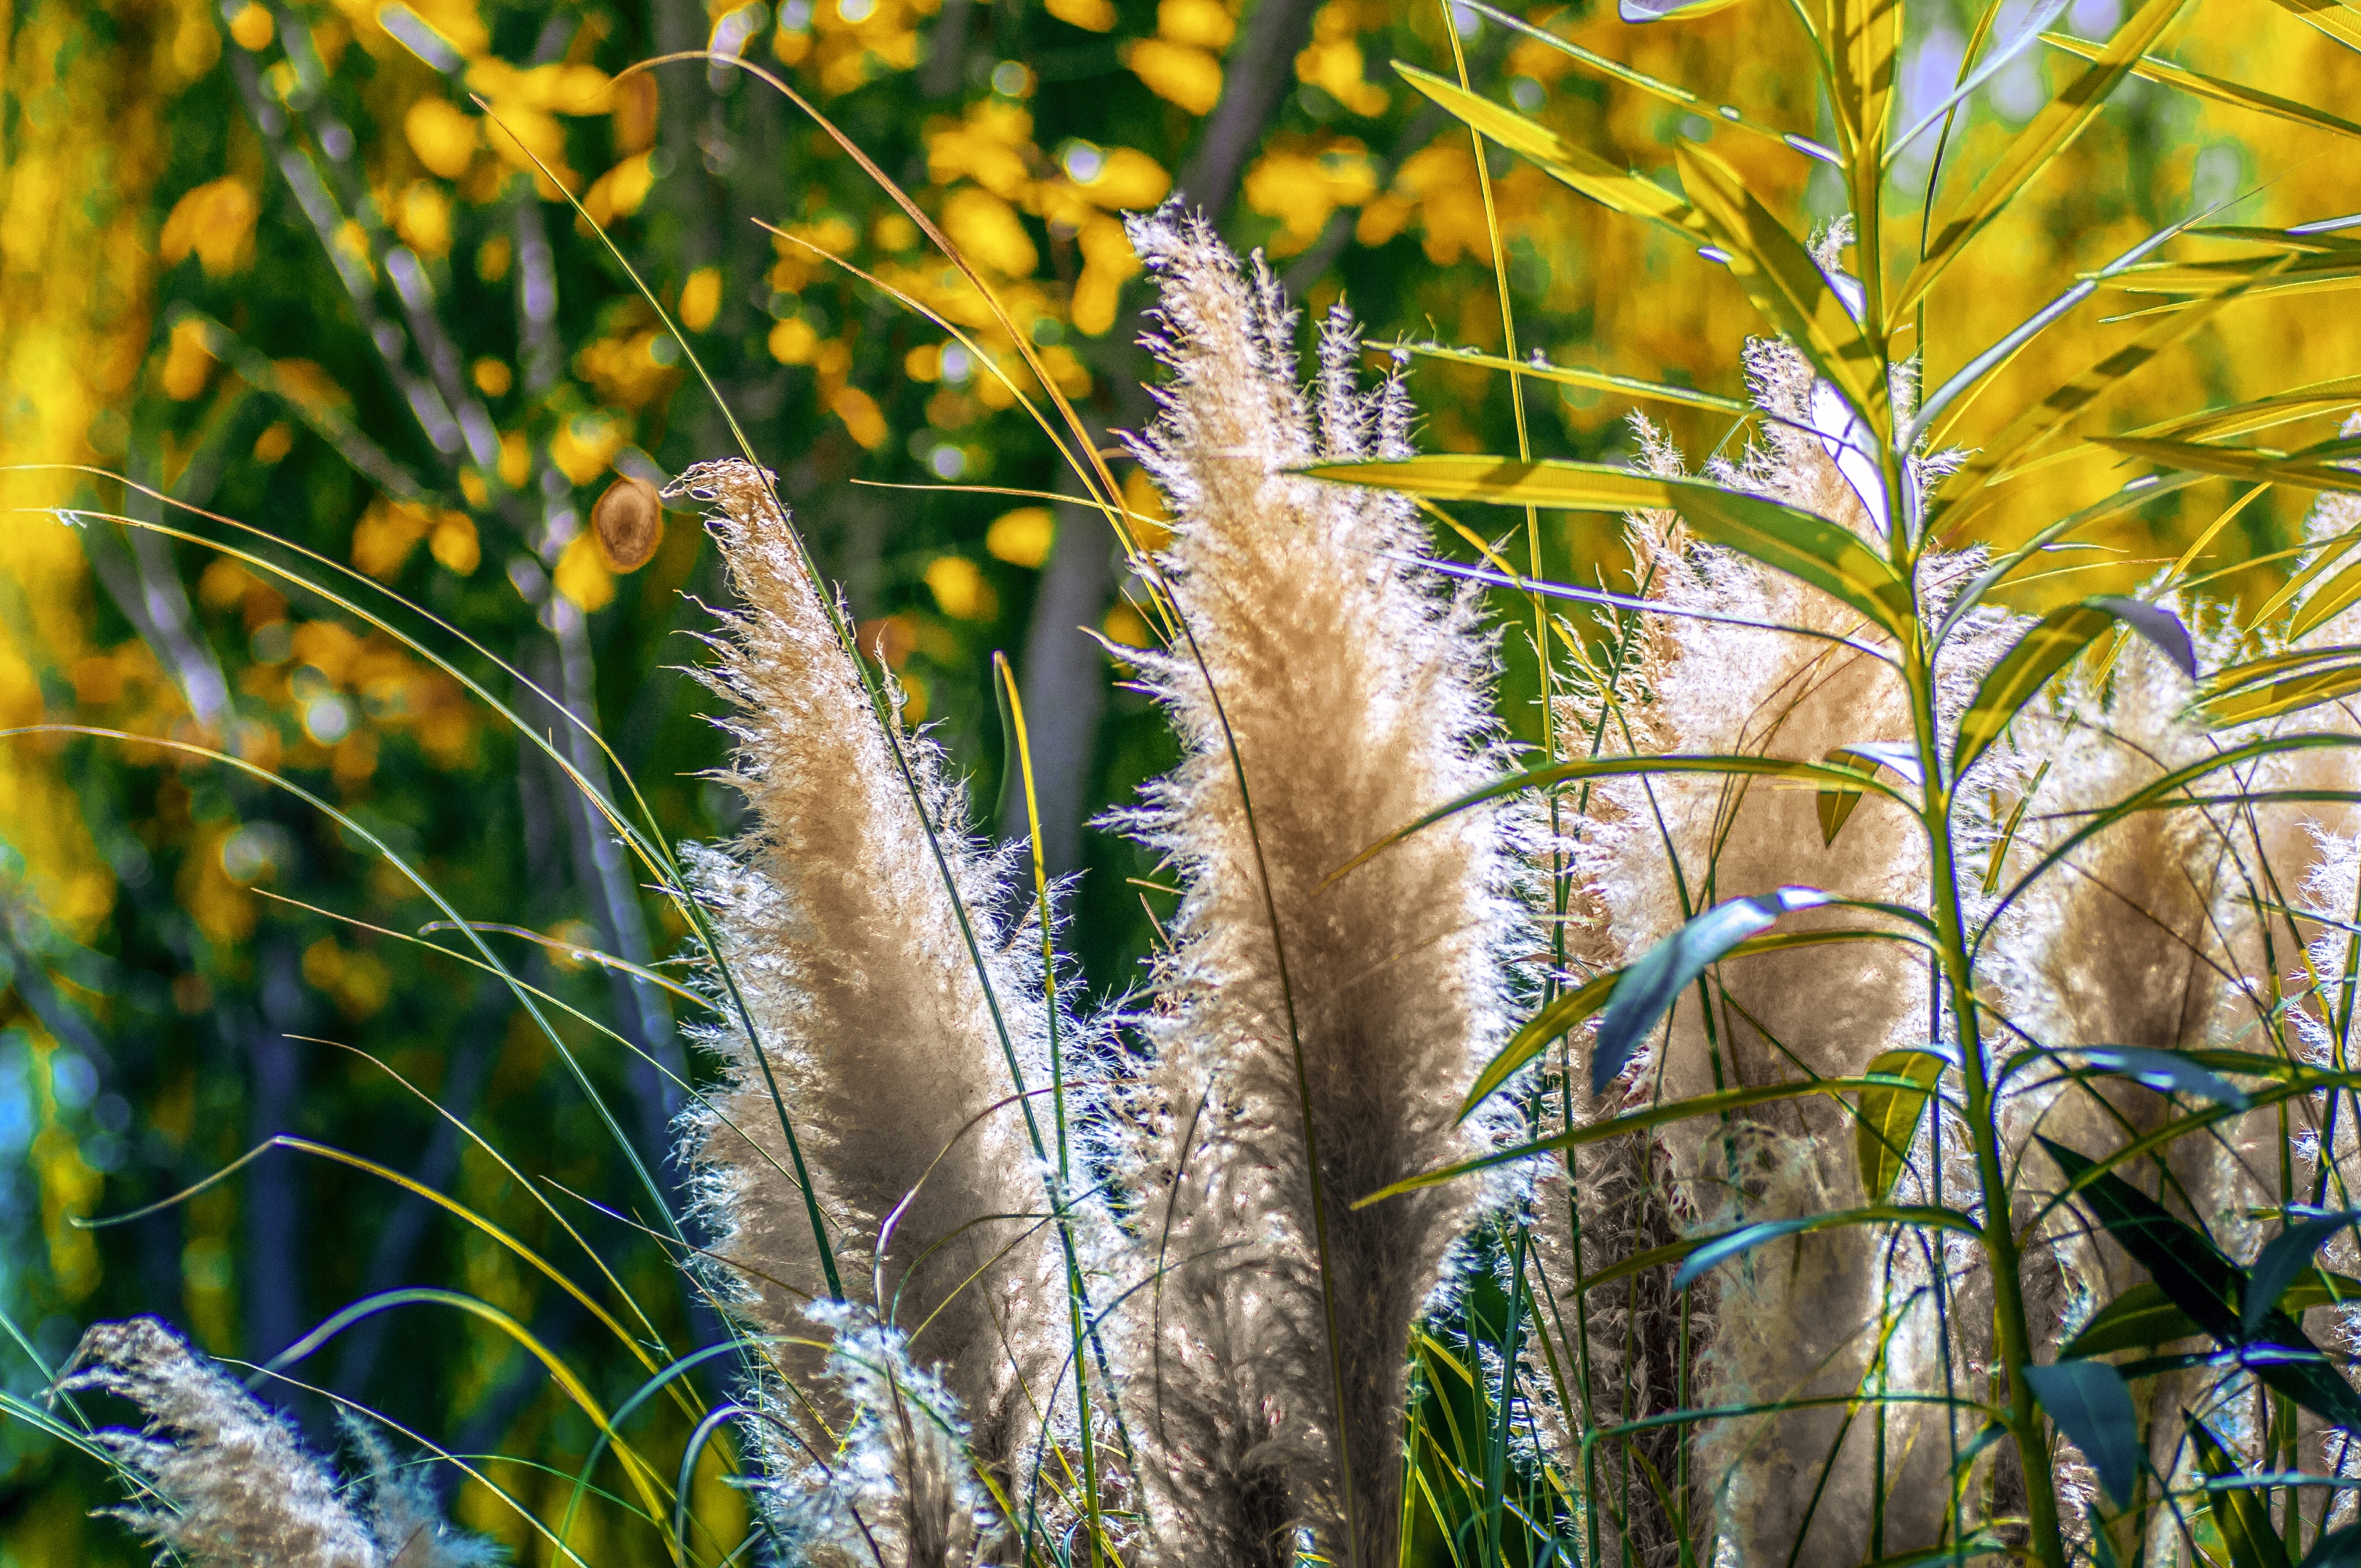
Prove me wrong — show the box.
[769,318,820,364]
[942,187,1037,277]
[394,180,452,260]
[582,154,656,227]
[471,357,512,396]
[1072,214,1142,335]
[549,414,625,485]
[159,178,259,277]
[986,506,1056,567]
[1047,0,1117,27]
[831,385,889,449]
[404,98,480,180]
[1157,0,1236,49]
[1242,139,1377,254]
[1076,147,1173,211]
[1295,36,1387,116]
[159,318,215,401]
[1125,38,1223,115]
[228,1,273,51]
[924,555,998,621]
[680,266,722,331]
[430,513,481,575]
[554,531,616,611]
[498,431,531,487]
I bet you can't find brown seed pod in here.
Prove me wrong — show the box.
[591,475,664,571]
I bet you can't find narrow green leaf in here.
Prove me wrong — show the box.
[1300,455,1919,640]
[2138,375,2361,445]
[1325,750,1912,888]
[2186,1416,2290,1568]
[2063,1045,2248,1108]
[2065,1270,2361,1356]
[2263,0,2361,52]
[1594,886,1831,1092]
[2044,1138,2361,1433]
[1896,0,2190,315]
[1673,1215,1820,1289]
[1673,140,1888,432]
[2304,1524,2361,1567]
[1391,341,1752,420]
[2041,31,2361,141]
[2292,557,2361,640]
[2024,1360,2140,1508]
[2247,1209,2361,1337]
[1829,0,1901,322]
[1952,596,2193,780]
[2198,659,2361,727]
[1393,65,1706,245]
[1620,0,1750,21]
[2097,433,2361,493]
[1855,1048,1945,1201]
[1459,971,1618,1121]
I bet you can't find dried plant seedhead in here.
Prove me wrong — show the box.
[1107,208,1529,1568]
[59,1317,490,1568]
[669,458,1096,1526]
[592,474,664,571]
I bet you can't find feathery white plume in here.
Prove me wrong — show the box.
[671,460,1096,1506]
[60,1316,492,1568]
[1106,209,1526,1568]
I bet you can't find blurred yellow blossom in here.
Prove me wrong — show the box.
[925,100,1035,198]
[404,98,480,179]
[159,318,215,401]
[1047,0,1117,28]
[1157,0,1236,49]
[831,385,889,449]
[680,266,723,331]
[471,357,511,397]
[986,507,1056,568]
[550,414,626,484]
[582,154,656,228]
[553,531,616,611]
[251,422,293,463]
[497,430,530,486]
[769,317,820,364]
[352,497,474,579]
[924,555,996,620]
[1296,2,1387,117]
[228,2,274,51]
[1126,38,1222,114]
[1072,215,1140,335]
[430,513,480,575]
[394,181,452,260]
[159,178,259,277]
[942,187,1037,277]
[1244,138,1377,254]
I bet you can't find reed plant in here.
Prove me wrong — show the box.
[24,0,2361,1564]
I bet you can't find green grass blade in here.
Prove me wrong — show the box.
[1855,1048,1945,1201]
[1302,455,1917,640]
[2041,31,2361,140]
[1896,0,2189,315]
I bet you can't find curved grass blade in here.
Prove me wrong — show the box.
[1856,1048,1946,1200]
[1460,926,1904,1121]
[2043,1138,2361,1431]
[1896,0,2190,316]
[1451,0,1814,153]
[2134,374,2361,445]
[1830,0,1901,330]
[1394,65,1708,245]
[1886,0,2073,163]
[1953,595,2193,779]
[2247,1209,2361,1337]
[1329,751,1911,887]
[2058,1272,2361,1356]
[1673,140,1887,430]
[2288,555,2361,642]
[1816,742,1921,844]
[1594,886,1832,1092]
[1369,1067,1929,1204]
[1390,341,1751,420]
[1620,0,1750,20]
[2059,1045,2250,1108]
[2041,30,2361,140]
[2096,433,2361,494]
[2263,0,2361,52]
[1666,1203,1979,1289]
[2187,1415,2293,1568]
[2198,658,2361,727]
[2023,1360,2139,1508]
[1302,456,1917,640]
